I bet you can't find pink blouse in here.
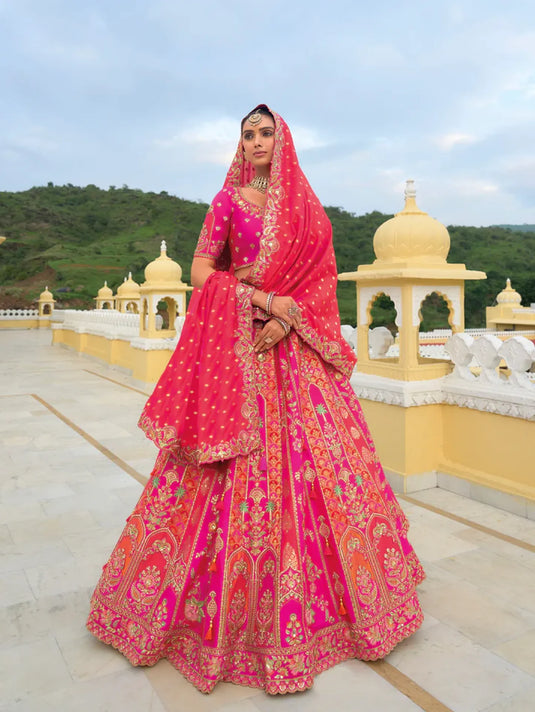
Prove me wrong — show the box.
[193,187,264,271]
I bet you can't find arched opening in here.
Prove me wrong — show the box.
[370,293,398,336]
[142,299,149,331]
[367,293,399,360]
[157,300,169,329]
[418,291,452,360]
[42,304,51,315]
[126,301,138,313]
[102,302,110,310]
[419,292,451,332]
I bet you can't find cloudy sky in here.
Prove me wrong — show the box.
[1,0,534,226]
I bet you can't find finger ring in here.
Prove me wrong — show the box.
[265,336,273,344]
[288,306,300,317]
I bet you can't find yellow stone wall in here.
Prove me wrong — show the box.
[0,318,51,329]
[440,406,535,499]
[52,328,173,383]
[359,397,534,502]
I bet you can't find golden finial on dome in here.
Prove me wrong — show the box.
[496,278,522,305]
[143,240,183,286]
[373,179,450,264]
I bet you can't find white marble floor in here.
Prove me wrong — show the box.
[1,330,535,712]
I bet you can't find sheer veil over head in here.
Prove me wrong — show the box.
[227,104,356,377]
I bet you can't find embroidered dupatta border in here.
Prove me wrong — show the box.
[138,276,261,464]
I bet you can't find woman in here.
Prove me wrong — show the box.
[87,105,425,694]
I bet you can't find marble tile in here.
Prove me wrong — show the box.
[434,548,535,613]
[144,659,261,712]
[0,637,72,703]
[492,629,535,676]
[469,483,528,518]
[387,621,533,712]
[55,624,133,681]
[62,526,125,561]
[0,498,44,523]
[0,587,95,650]
[481,682,535,712]
[8,510,99,545]
[409,489,535,545]
[0,569,35,606]
[437,471,472,497]
[5,668,167,712]
[403,517,479,563]
[78,420,135,439]
[25,557,102,599]
[419,578,535,648]
[40,489,124,517]
[0,523,14,547]
[1,482,75,503]
[0,540,73,574]
[454,526,535,571]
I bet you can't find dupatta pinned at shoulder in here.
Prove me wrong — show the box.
[138,272,260,464]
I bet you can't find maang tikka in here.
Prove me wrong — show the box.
[247,112,262,125]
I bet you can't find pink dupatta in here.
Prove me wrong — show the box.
[138,105,355,464]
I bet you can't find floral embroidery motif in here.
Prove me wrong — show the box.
[285,614,304,645]
[130,565,161,612]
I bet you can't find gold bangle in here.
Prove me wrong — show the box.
[273,316,290,335]
[266,291,276,315]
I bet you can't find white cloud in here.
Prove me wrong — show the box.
[291,126,330,152]
[436,133,478,151]
[154,118,238,166]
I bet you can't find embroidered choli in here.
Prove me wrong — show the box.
[194,187,263,271]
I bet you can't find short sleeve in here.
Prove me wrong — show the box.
[194,189,232,261]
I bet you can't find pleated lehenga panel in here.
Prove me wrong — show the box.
[87,333,424,694]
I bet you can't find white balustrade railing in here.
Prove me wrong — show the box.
[445,332,535,389]
[54,309,186,344]
[0,308,39,318]
[59,309,142,339]
[466,328,535,340]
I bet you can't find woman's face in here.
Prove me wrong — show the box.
[242,115,276,169]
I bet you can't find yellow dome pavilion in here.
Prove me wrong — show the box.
[373,180,450,264]
[144,241,183,288]
[39,286,54,301]
[115,272,141,313]
[37,285,55,317]
[97,281,113,299]
[486,278,534,330]
[496,278,522,305]
[338,179,486,382]
[139,240,192,338]
[94,281,115,309]
[116,272,140,299]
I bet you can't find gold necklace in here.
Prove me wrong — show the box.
[246,176,269,194]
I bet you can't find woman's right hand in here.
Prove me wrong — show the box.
[270,295,302,329]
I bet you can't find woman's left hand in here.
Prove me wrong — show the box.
[254,319,287,353]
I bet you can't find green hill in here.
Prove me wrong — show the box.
[495,224,535,233]
[1,184,534,328]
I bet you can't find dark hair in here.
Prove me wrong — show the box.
[241,104,275,130]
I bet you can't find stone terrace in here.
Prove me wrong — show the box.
[1,330,535,712]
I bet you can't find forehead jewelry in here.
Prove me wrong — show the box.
[247,112,262,125]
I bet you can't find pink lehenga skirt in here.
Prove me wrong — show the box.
[87,331,425,694]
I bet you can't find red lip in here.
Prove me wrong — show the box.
[253,151,266,157]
